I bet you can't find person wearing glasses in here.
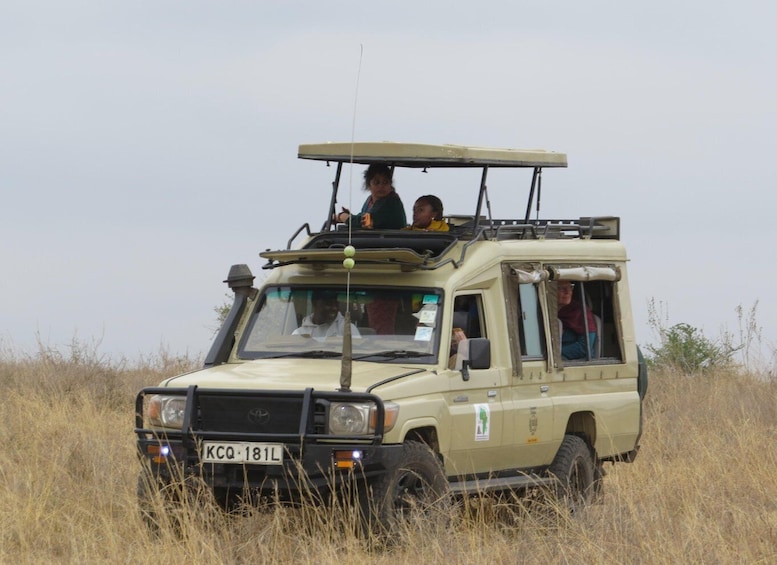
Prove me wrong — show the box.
[333,164,407,229]
[557,280,597,360]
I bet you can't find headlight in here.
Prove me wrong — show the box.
[147,395,187,429]
[330,403,371,434]
[329,401,400,435]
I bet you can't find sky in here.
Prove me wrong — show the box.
[2,1,776,363]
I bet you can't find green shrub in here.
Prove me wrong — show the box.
[645,322,737,373]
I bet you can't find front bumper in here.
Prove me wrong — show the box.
[135,385,399,498]
[137,438,403,498]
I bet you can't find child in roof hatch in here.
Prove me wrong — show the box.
[407,194,450,232]
[333,164,407,229]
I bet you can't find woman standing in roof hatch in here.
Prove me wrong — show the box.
[333,164,407,229]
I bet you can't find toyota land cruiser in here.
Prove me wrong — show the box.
[135,142,647,530]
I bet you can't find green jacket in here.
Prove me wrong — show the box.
[350,191,407,229]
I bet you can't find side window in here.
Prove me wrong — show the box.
[579,280,622,362]
[555,276,623,364]
[448,293,485,369]
[518,283,545,359]
[501,263,549,374]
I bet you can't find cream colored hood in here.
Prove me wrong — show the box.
[160,358,427,393]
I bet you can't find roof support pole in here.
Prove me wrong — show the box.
[580,283,594,360]
[323,162,344,231]
[473,165,490,231]
[523,167,542,223]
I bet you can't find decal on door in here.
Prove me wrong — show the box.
[474,404,490,441]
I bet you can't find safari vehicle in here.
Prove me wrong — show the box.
[135,142,647,529]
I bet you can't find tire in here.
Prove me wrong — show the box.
[137,471,166,531]
[138,471,219,533]
[548,434,595,514]
[361,441,450,535]
[637,346,649,399]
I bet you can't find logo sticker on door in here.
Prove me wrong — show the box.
[474,404,490,441]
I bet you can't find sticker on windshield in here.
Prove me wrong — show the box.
[418,308,437,325]
[414,327,433,341]
[422,294,439,304]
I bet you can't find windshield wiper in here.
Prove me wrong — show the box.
[354,350,432,360]
[264,350,342,359]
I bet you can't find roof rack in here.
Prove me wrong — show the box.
[260,217,619,271]
[482,216,620,240]
[260,231,462,271]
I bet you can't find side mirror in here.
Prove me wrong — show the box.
[468,338,491,369]
[460,338,491,381]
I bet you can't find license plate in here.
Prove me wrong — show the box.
[201,441,284,465]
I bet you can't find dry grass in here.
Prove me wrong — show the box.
[2,342,777,564]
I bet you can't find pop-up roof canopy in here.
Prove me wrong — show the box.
[288,141,580,250]
[259,141,618,270]
[298,141,567,169]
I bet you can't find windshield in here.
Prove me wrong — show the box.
[237,286,443,363]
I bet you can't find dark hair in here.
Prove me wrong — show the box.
[416,194,444,220]
[363,164,393,190]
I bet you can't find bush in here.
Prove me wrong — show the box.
[645,322,736,373]
[645,299,740,373]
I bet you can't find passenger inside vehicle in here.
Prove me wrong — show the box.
[557,281,597,360]
[448,295,482,369]
[292,290,361,340]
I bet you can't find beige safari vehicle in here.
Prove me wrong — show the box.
[136,142,647,529]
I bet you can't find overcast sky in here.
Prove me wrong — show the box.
[2,1,776,363]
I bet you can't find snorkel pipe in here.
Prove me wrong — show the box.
[204,264,257,367]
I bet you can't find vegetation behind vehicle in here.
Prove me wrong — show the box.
[1,340,775,562]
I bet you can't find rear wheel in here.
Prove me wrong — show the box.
[548,434,595,514]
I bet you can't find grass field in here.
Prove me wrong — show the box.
[2,342,776,564]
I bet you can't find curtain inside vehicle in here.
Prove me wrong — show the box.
[547,265,620,282]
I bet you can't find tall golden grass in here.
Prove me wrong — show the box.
[2,340,777,564]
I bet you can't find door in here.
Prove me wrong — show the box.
[443,293,508,477]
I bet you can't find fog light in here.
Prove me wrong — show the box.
[333,449,364,470]
[146,443,179,464]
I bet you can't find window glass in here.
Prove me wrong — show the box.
[238,286,442,364]
[519,284,544,358]
[557,279,622,364]
[448,294,485,369]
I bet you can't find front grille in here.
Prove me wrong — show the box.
[196,394,303,434]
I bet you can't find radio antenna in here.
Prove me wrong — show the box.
[339,44,364,393]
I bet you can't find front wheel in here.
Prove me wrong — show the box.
[361,441,450,535]
[548,434,595,514]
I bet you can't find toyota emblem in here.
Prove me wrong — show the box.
[247,407,271,425]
